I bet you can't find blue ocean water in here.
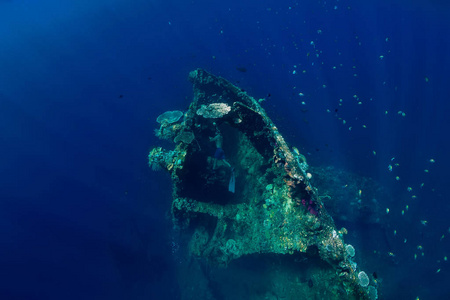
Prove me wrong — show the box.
[0,0,449,299]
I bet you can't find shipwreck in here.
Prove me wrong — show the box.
[148,69,377,299]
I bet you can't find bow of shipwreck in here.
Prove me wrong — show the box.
[148,69,377,300]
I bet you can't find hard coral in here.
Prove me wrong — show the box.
[196,103,231,118]
[174,131,195,144]
[156,110,183,124]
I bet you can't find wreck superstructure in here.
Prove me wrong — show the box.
[148,69,377,299]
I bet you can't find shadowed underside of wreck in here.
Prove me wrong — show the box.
[148,69,376,300]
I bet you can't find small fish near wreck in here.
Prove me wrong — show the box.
[148,69,376,299]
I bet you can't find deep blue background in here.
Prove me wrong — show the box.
[1,0,449,299]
